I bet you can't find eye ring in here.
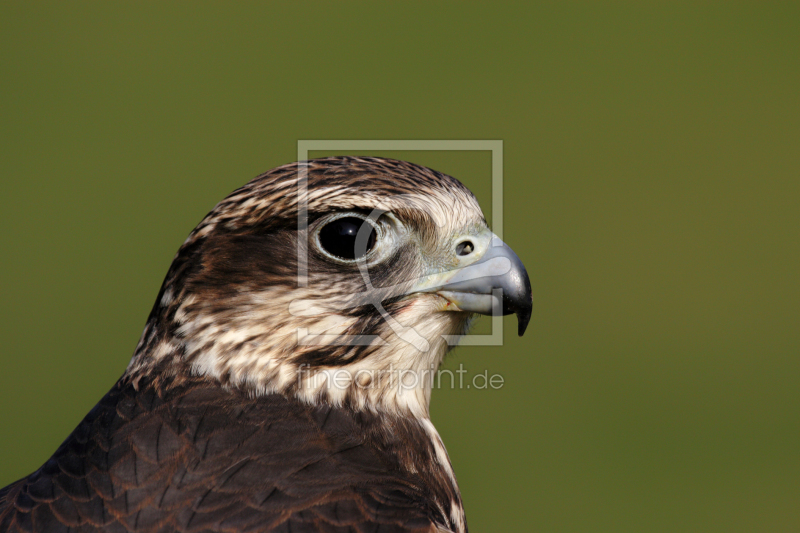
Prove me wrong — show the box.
[315,213,379,262]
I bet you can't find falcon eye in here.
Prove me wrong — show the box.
[318,216,377,261]
[456,240,474,256]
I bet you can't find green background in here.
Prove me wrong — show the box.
[1,3,798,532]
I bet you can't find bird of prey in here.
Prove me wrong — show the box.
[0,157,531,533]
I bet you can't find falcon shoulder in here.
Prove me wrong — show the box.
[0,369,457,532]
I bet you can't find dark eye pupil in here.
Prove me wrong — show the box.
[456,241,474,256]
[319,217,377,260]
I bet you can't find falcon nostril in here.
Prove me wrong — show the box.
[456,241,474,256]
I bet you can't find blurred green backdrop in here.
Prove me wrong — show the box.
[1,3,799,532]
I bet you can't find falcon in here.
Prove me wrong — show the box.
[0,157,532,533]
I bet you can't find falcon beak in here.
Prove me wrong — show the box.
[415,234,533,336]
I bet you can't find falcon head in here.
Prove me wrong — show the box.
[127,157,531,417]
